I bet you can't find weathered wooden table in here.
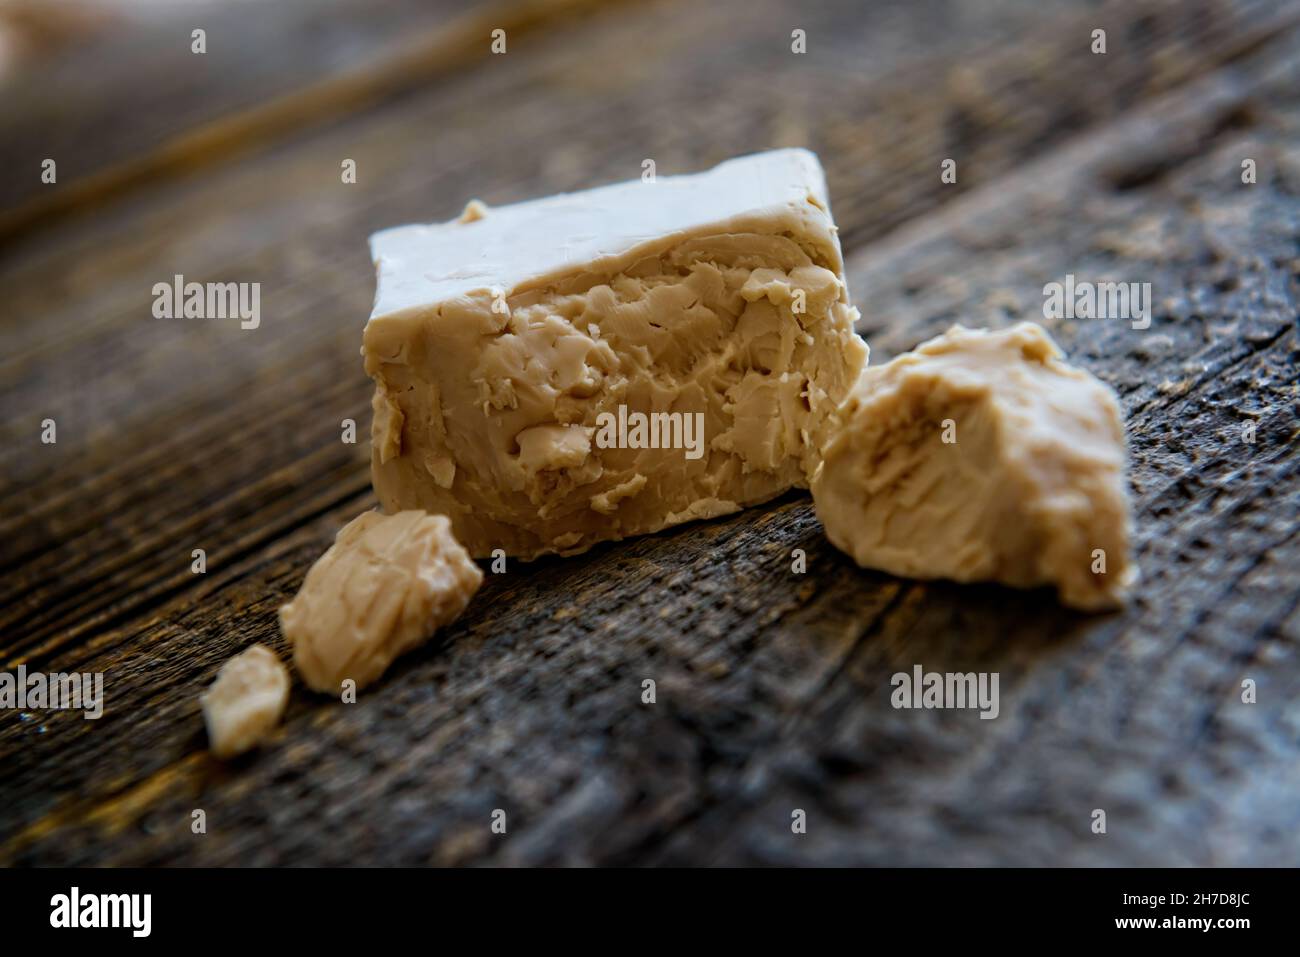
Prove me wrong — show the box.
[2,0,1297,865]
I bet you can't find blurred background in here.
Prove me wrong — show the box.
[2,0,1298,866]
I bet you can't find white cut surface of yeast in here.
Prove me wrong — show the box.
[369,149,837,317]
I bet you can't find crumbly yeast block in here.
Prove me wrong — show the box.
[364,149,868,559]
[280,511,483,692]
[201,644,290,759]
[812,323,1136,610]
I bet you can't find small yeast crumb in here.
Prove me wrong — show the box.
[201,644,290,759]
[457,199,490,223]
[280,511,483,694]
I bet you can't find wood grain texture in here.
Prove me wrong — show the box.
[1,0,1297,866]
[0,0,604,234]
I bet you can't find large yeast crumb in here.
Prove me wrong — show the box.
[280,510,483,693]
[812,322,1137,610]
[201,644,290,759]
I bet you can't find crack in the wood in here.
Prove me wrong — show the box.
[1126,323,1294,423]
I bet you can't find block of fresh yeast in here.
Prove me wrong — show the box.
[363,149,868,559]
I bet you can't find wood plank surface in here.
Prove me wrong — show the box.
[1,0,1297,865]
